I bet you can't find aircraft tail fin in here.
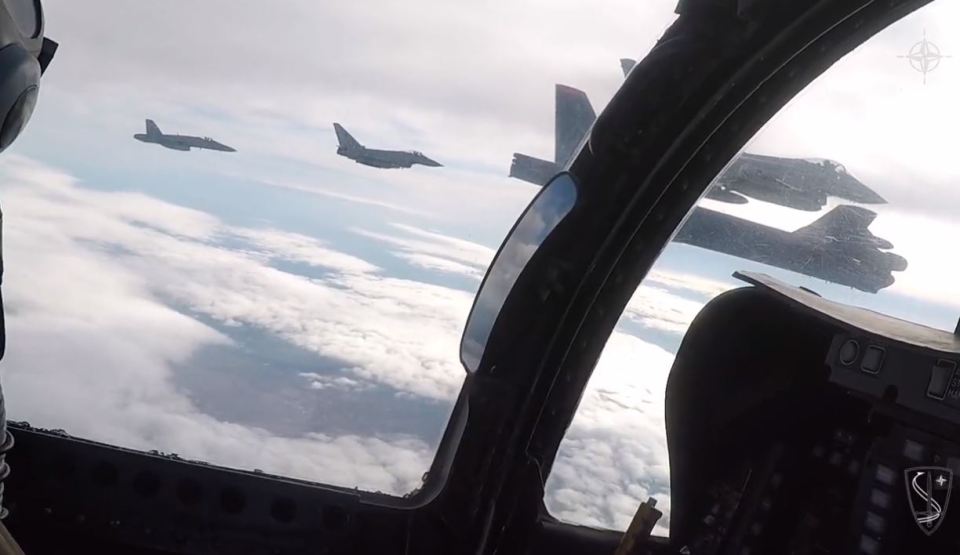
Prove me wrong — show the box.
[333,123,363,150]
[555,84,596,168]
[795,205,878,241]
[796,205,906,271]
[620,58,637,77]
[145,119,161,137]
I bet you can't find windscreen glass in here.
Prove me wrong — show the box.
[1,0,677,495]
[3,0,39,37]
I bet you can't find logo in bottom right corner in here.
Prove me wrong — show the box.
[905,466,953,536]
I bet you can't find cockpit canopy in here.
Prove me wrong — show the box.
[811,158,848,175]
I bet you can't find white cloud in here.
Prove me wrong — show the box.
[300,372,371,393]
[4,155,476,400]
[357,222,496,281]
[396,253,486,280]
[645,269,735,300]
[3,155,702,515]
[0,156,469,494]
[390,224,497,268]
[621,270,737,338]
[229,226,379,274]
[248,176,432,217]
[623,284,710,335]
[546,331,674,534]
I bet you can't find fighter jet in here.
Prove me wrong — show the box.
[134,119,236,152]
[334,123,442,169]
[712,153,885,211]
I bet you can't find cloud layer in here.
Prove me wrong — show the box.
[0,156,476,494]
[546,331,675,534]
[0,155,701,529]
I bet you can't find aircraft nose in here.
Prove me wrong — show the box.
[885,252,909,272]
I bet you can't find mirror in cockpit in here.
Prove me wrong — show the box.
[460,172,577,373]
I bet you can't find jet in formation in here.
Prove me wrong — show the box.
[134,119,236,152]
[708,153,885,211]
[334,123,442,169]
[619,61,886,210]
[509,60,906,293]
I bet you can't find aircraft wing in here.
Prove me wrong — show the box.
[509,154,558,186]
[794,205,896,252]
[675,205,907,293]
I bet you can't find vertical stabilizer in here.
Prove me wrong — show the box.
[145,119,161,137]
[333,123,363,150]
[795,205,878,241]
[554,84,596,168]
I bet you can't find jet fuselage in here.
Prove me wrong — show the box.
[332,123,441,169]
[135,133,236,152]
[336,146,441,169]
[715,153,885,210]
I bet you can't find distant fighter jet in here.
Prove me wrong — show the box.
[134,119,236,152]
[333,123,442,169]
[509,61,906,293]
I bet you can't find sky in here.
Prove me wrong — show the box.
[0,0,958,539]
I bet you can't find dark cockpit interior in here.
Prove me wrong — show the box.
[666,272,960,553]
